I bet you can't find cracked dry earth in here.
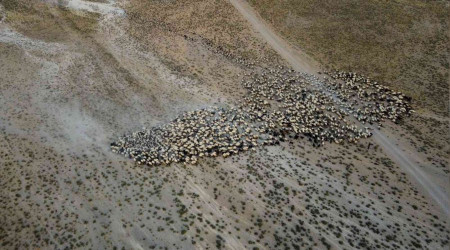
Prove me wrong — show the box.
[0,0,449,249]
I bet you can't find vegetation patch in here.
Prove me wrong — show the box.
[2,0,99,41]
[247,0,449,115]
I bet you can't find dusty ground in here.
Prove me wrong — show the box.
[0,0,449,249]
[247,0,449,116]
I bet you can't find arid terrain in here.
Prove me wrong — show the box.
[0,0,448,249]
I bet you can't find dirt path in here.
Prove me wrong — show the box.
[228,0,318,74]
[372,130,450,215]
[229,0,449,216]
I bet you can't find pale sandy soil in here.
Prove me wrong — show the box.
[230,0,448,215]
[0,0,448,249]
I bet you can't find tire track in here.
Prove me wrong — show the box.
[229,0,449,216]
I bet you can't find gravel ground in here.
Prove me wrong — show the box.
[0,0,448,249]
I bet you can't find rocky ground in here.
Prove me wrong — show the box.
[0,0,449,249]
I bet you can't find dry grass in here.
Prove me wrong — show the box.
[2,0,61,41]
[248,0,449,115]
[124,0,281,63]
[85,0,109,3]
[2,0,99,41]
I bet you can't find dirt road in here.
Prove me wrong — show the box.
[372,130,450,215]
[2,0,449,248]
[229,0,449,216]
[228,0,318,74]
